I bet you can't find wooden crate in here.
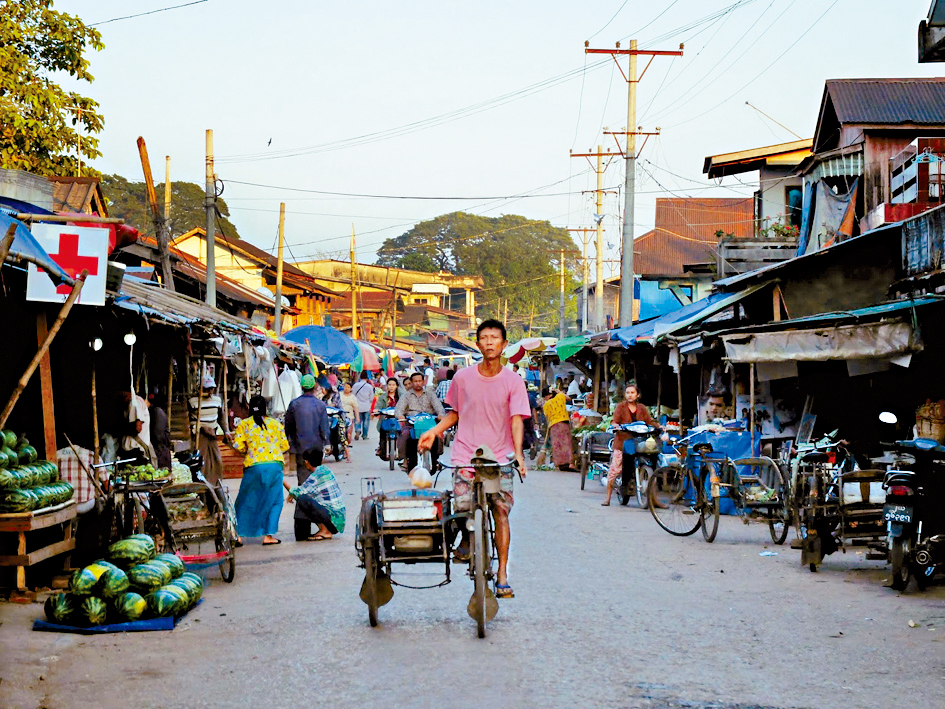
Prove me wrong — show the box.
[0,501,77,592]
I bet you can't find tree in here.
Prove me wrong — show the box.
[101,174,242,240]
[0,0,104,176]
[376,212,579,337]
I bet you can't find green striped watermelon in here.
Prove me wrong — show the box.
[0,468,16,490]
[70,563,110,595]
[0,488,37,513]
[168,576,202,607]
[127,561,172,592]
[44,593,76,623]
[146,585,189,617]
[17,445,38,464]
[113,591,147,621]
[99,567,130,598]
[107,538,154,568]
[78,596,108,626]
[42,461,59,483]
[154,553,185,579]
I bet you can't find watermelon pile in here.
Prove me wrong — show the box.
[45,534,204,626]
[0,430,71,513]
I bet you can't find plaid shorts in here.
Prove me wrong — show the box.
[452,467,514,515]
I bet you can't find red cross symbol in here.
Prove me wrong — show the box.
[49,232,100,294]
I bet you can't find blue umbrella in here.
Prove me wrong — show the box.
[283,325,359,366]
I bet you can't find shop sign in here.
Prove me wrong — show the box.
[26,224,109,306]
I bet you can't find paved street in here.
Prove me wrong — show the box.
[2,439,944,709]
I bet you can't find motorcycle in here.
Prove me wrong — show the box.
[376,407,401,471]
[613,421,661,507]
[880,415,945,590]
[326,406,349,462]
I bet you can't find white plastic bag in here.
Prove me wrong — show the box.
[409,466,433,489]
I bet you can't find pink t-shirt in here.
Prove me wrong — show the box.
[445,365,531,467]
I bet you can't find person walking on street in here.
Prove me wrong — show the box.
[542,387,574,470]
[283,446,345,541]
[423,357,436,390]
[285,374,331,539]
[602,383,657,507]
[340,381,359,450]
[232,395,290,545]
[395,371,445,472]
[352,371,374,441]
[418,318,529,599]
[435,368,454,403]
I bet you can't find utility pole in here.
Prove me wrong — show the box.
[567,228,593,331]
[503,298,508,327]
[350,225,358,340]
[570,144,615,332]
[559,249,566,339]
[163,156,175,291]
[274,203,285,335]
[136,137,176,292]
[586,40,682,327]
[205,129,216,308]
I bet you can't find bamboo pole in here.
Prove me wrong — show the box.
[0,271,87,431]
[64,433,104,500]
[92,362,100,465]
[675,346,684,433]
[750,363,756,454]
[167,358,174,437]
[13,214,124,224]
[0,224,16,265]
[192,353,206,453]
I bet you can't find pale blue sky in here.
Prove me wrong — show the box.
[54,1,942,268]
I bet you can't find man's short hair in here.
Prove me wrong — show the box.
[410,371,425,381]
[424,357,431,365]
[302,445,324,468]
[476,318,507,342]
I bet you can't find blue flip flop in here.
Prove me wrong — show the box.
[495,583,515,599]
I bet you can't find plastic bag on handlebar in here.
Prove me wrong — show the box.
[409,466,433,489]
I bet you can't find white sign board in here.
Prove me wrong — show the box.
[26,223,109,306]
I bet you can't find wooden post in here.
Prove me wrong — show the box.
[0,223,16,265]
[656,358,663,415]
[221,357,229,435]
[602,353,610,413]
[675,346,684,433]
[91,361,100,464]
[750,363,756,454]
[0,272,86,433]
[36,312,56,460]
[772,287,781,322]
[167,358,174,437]
[192,354,205,452]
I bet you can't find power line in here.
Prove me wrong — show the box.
[586,0,633,42]
[91,0,208,26]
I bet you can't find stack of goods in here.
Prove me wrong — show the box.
[0,430,74,513]
[43,534,203,626]
[118,463,171,483]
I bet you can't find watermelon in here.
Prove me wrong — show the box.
[169,576,202,607]
[0,488,37,513]
[17,445,38,464]
[92,559,120,573]
[69,563,110,595]
[30,465,50,486]
[107,538,154,568]
[78,596,108,626]
[155,553,185,579]
[113,591,147,621]
[0,430,16,449]
[146,584,189,617]
[99,567,130,598]
[0,468,16,490]
[127,534,157,552]
[42,461,59,483]
[127,561,172,592]
[0,448,9,469]
[44,593,76,623]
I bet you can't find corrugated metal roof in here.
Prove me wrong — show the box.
[634,198,753,275]
[113,277,257,332]
[827,78,945,125]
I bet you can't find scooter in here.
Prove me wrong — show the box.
[613,421,661,507]
[326,406,349,462]
[376,407,401,470]
[880,416,945,590]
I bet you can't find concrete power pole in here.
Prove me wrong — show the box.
[595,147,605,331]
[205,129,216,308]
[350,225,358,340]
[559,249,565,338]
[585,40,682,327]
[274,202,285,335]
[163,156,175,292]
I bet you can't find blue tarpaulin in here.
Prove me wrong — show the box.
[32,600,202,634]
[283,325,358,365]
[0,211,75,286]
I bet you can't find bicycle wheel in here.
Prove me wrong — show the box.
[648,466,701,536]
[618,470,632,506]
[635,464,653,508]
[471,507,487,638]
[216,534,235,583]
[890,536,912,592]
[579,453,588,491]
[700,463,720,543]
[768,462,791,545]
[387,435,395,470]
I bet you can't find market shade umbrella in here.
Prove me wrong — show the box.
[283,325,359,366]
[354,341,381,371]
[502,337,555,364]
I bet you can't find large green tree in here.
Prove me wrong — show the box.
[0,0,104,175]
[376,212,579,336]
[101,174,242,240]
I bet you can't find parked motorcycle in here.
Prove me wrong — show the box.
[326,406,349,462]
[613,421,661,507]
[880,415,945,590]
[376,407,401,471]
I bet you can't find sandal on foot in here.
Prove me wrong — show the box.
[495,583,515,599]
[310,533,332,541]
[601,501,610,506]
[262,538,282,546]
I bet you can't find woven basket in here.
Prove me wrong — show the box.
[916,400,945,442]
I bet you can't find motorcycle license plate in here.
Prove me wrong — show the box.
[883,504,913,523]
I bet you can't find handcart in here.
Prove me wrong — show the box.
[155,478,236,582]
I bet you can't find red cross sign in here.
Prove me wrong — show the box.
[26,224,109,306]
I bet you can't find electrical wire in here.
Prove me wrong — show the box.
[91,0,208,26]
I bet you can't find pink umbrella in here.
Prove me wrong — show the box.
[354,341,381,371]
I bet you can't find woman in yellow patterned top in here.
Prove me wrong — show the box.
[542,387,573,470]
[232,395,290,545]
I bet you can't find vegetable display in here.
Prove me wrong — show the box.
[44,537,204,627]
[0,432,72,513]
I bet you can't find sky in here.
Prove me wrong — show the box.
[53,0,944,271]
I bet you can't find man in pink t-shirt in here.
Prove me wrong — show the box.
[419,319,530,598]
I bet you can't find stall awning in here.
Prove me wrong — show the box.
[554,334,590,362]
[722,321,920,363]
[113,277,256,333]
[651,281,772,339]
[0,211,75,286]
